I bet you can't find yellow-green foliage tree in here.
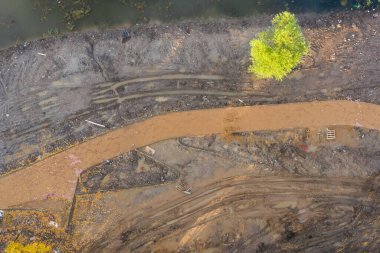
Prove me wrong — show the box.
[248,11,309,81]
[5,242,52,253]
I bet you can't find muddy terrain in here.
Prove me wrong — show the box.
[0,8,379,253]
[2,100,380,210]
[0,10,379,173]
[72,127,380,252]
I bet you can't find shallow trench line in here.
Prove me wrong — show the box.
[1,100,379,209]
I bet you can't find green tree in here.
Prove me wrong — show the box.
[248,11,309,81]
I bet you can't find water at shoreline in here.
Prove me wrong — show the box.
[0,0,372,49]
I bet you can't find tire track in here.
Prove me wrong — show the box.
[92,89,272,105]
[107,175,374,252]
[92,74,226,96]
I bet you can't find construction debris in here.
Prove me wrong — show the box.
[144,146,156,156]
[176,181,192,195]
[85,120,106,128]
[49,221,59,228]
[326,128,336,140]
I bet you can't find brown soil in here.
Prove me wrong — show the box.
[87,175,378,253]
[0,9,379,253]
[0,10,379,175]
[72,130,380,252]
[0,100,380,209]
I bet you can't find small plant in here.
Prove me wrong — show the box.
[64,0,91,31]
[47,28,59,36]
[33,0,92,31]
[248,11,309,81]
[5,242,52,253]
[352,0,379,8]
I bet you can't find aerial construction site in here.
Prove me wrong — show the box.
[0,1,379,252]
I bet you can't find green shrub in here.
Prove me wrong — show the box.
[33,0,91,31]
[248,11,309,81]
[5,242,52,253]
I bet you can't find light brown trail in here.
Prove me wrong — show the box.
[1,100,379,208]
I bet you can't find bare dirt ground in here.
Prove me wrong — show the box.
[1,100,380,209]
[0,9,379,253]
[71,127,380,252]
[0,10,379,173]
[0,101,380,251]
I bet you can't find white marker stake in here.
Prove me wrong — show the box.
[85,120,106,128]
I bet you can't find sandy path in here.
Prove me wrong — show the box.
[1,100,379,208]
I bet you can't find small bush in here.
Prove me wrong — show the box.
[5,242,52,253]
[248,11,309,81]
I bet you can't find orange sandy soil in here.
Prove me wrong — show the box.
[1,100,379,208]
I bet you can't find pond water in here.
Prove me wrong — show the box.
[0,0,367,49]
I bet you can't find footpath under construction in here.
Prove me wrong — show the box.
[1,100,379,209]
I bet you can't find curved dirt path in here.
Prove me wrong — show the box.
[1,100,379,208]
